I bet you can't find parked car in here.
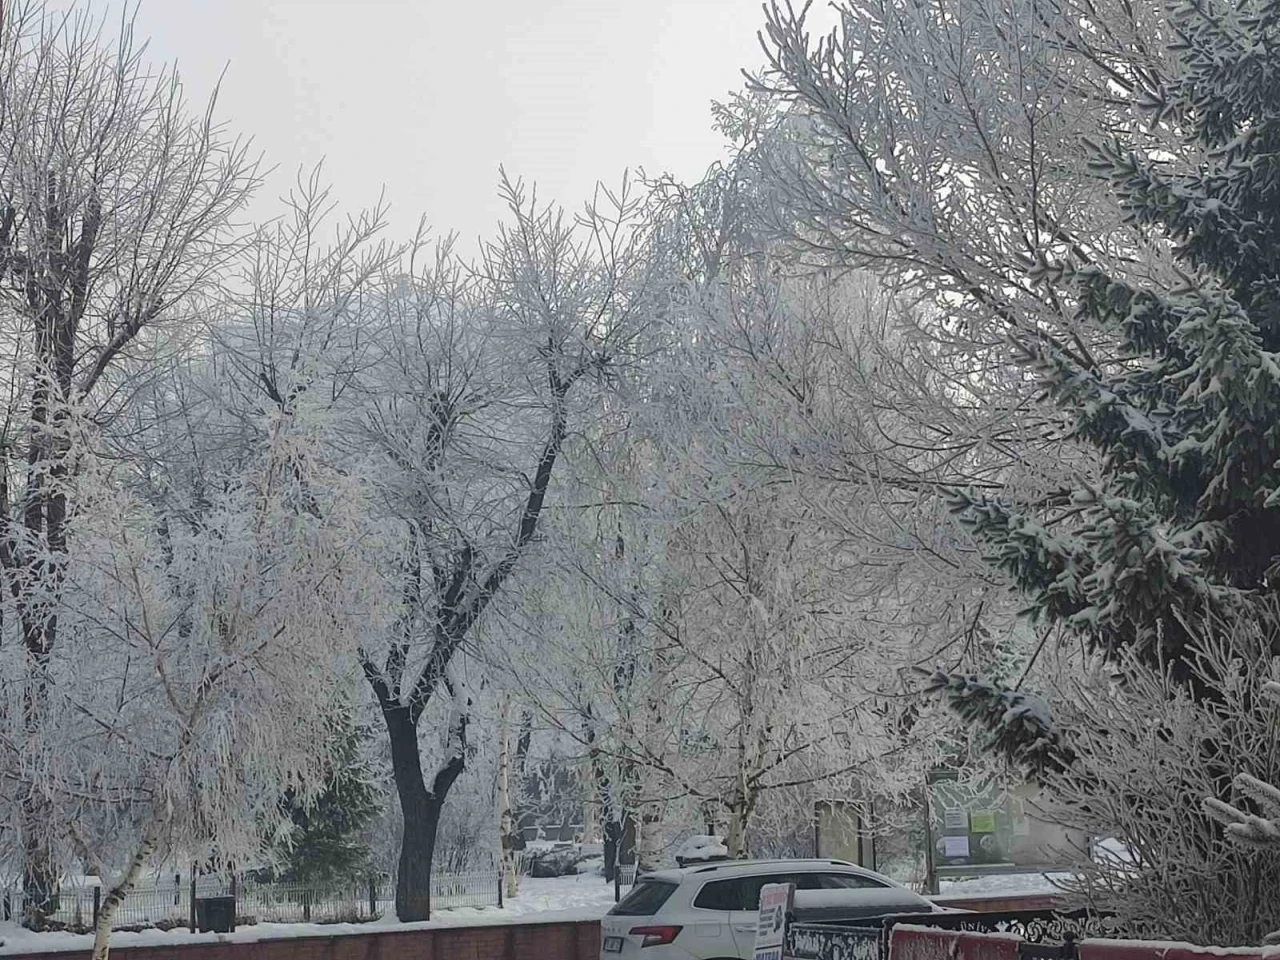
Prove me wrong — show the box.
[598,858,944,959]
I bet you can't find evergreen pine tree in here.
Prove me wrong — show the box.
[939,0,1280,765]
[261,708,383,885]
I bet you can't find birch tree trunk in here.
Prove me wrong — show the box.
[726,803,749,860]
[637,801,663,872]
[91,825,158,960]
[497,694,520,899]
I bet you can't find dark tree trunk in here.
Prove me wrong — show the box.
[383,702,465,922]
[365,376,574,919]
[385,704,434,921]
[21,794,58,924]
[602,807,636,882]
[602,827,617,884]
[20,617,58,926]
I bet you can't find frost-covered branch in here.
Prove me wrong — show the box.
[1204,681,1280,848]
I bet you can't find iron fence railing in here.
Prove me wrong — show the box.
[788,923,881,960]
[430,870,502,910]
[1,869,502,933]
[786,908,1122,960]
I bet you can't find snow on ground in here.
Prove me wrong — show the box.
[493,874,620,919]
[937,871,1070,896]
[0,874,621,956]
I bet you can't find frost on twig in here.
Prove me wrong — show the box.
[1204,681,1280,848]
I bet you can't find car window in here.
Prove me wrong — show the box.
[738,874,807,910]
[791,873,828,891]
[692,878,742,911]
[608,880,679,916]
[813,872,891,890]
[695,870,892,912]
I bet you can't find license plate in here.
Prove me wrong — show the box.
[603,935,624,952]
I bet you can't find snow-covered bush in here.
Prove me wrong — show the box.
[1029,618,1280,945]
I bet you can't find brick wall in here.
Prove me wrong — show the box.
[0,919,603,960]
[0,894,1064,960]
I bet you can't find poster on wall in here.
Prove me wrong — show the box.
[926,769,1089,872]
[928,771,1011,866]
[970,810,997,833]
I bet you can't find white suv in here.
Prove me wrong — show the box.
[598,858,938,959]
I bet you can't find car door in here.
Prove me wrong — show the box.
[686,878,741,958]
[725,874,805,957]
[726,870,888,956]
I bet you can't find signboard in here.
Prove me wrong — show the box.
[754,882,795,960]
[970,810,997,834]
[926,769,1088,873]
[814,799,870,866]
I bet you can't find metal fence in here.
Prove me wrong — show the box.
[788,924,881,960]
[430,870,502,910]
[239,881,381,925]
[2,870,502,933]
[786,908,1122,960]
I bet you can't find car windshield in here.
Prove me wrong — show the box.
[608,879,679,916]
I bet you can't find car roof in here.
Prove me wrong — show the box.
[639,858,898,886]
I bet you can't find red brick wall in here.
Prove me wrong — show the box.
[0,919,603,960]
[0,895,1066,960]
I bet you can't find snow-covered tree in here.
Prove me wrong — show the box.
[0,1,257,922]
[746,0,1173,344]
[938,0,1280,738]
[255,704,384,886]
[1008,617,1280,945]
[354,172,655,920]
[498,164,997,868]
[39,403,375,960]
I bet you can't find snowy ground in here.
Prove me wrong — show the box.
[0,874,622,956]
[936,872,1069,896]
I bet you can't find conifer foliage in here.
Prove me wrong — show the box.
[940,0,1280,761]
[259,710,383,886]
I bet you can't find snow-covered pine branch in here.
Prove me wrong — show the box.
[927,671,1075,777]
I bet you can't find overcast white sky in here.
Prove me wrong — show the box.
[61,0,815,253]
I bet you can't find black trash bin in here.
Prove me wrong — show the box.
[195,895,236,933]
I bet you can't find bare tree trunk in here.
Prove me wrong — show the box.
[20,651,57,926]
[91,827,157,960]
[497,695,519,899]
[383,700,467,922]
[726,804,749,859]
[637,801,663,872]
[725,777,759,860]
[581,780,600,844]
